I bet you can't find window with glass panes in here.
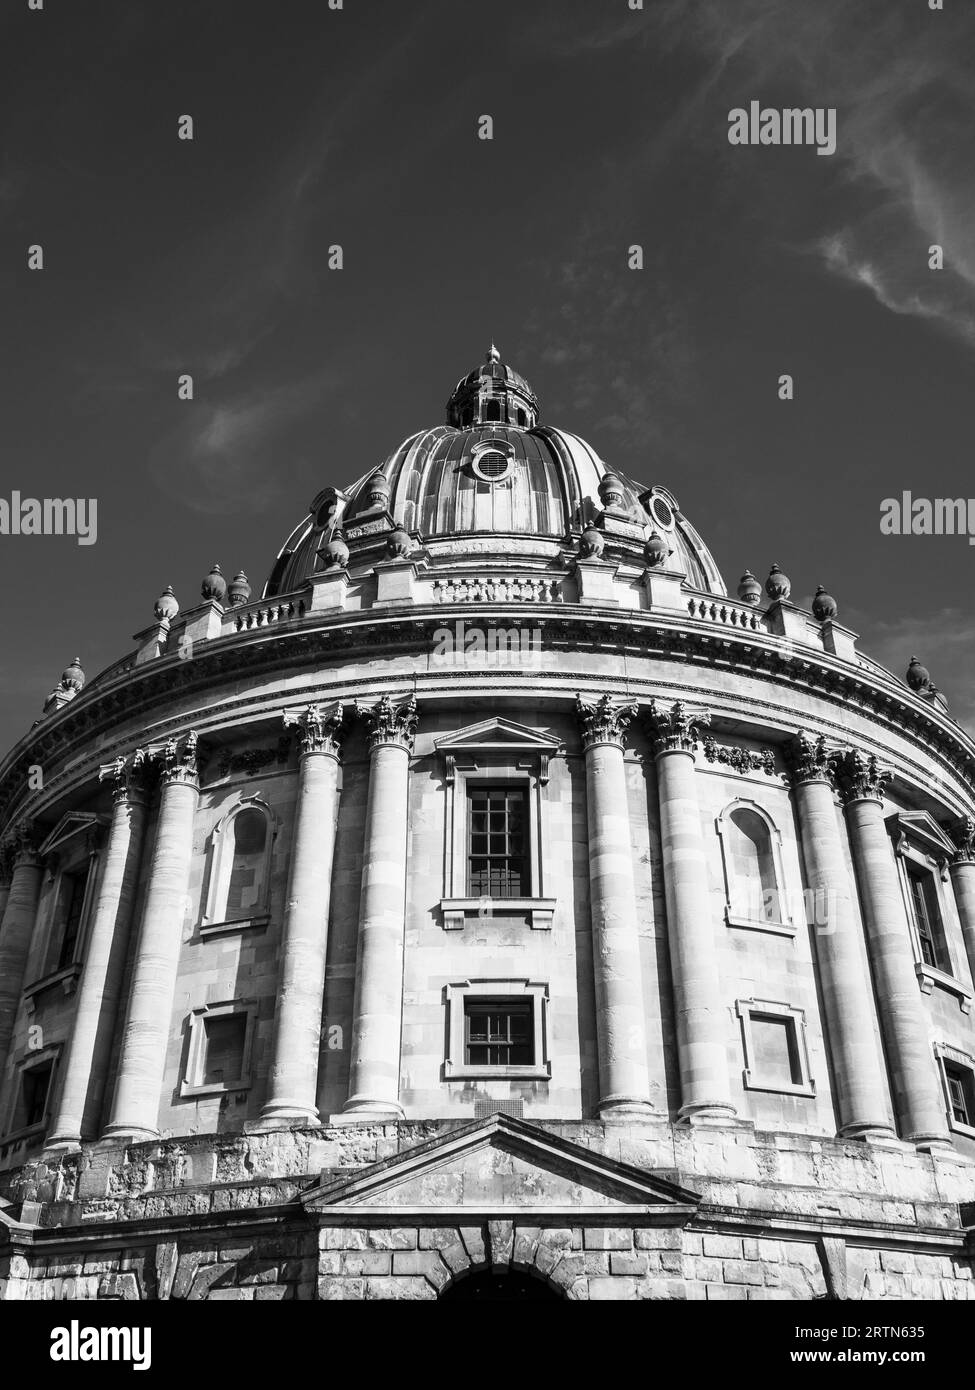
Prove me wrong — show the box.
[464,1000,533,1066]
[57,872,87,970]
[945,1062,975,1127]
[468,786,528,898]
[907,864,950,972]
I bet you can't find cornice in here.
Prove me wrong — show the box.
[2,606,973,831]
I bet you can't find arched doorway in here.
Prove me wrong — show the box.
[441,1270,563,1301]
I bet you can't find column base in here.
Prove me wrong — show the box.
[597,1097,660,1124]
[98,1125,160,1145]
[333,1098,405,1125]
[838,1122,898,1144]
[41,1134,83,1157]
[248,1104,321,1132]
[677,1102,739,1127]
[912,1134,954,1154]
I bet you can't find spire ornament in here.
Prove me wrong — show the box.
[644,699,711,756]
[575,693,637,750]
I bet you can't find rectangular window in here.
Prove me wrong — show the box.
[464,1000,533,1067]
[907,864,950,973]
[15,1061,53,1132]
[737,998,815,1098]
[201,1015,247,1088]
[750,1014,802,1088]
[467,786,529,899]
[57,872,87,970]
[945,1062,975,1128]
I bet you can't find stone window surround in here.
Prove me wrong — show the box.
[200,794,277,937]
[736,998,816,1099]
[443,979,551,1081]
[435,725,560,931]
[934,1042,975,1141]
[2,1040,62,1144]
[28,817,102,992]
[715,797,796,938]
[889,814,974,1014]
[180,1000,256,1098]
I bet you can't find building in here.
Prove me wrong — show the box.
[1,347,974,1302]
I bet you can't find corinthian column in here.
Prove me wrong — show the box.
[837,750,950,1149]
[342,695,416,1120]
[45,754,149,1151]
[0,823,43,1096]
[255,704,346,1129]
[103,734,200,1142]
[785,735,893,1140]
[646,701,736,1122]
[949,817,975,987]
[575,694,654,1118]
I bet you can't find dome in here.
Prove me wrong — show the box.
[264,348,726,597]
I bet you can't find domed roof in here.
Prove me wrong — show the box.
[264,348,726,597]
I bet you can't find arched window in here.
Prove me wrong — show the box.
[225,808,267,919]
[485,400,501,422]
[203,800,274,933]
[716,801,793,935]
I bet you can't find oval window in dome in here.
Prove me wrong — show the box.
[649,496,674,530]
[472,450,512,482]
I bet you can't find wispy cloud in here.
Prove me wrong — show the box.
[646,0,975,349]
[147,368,336,517]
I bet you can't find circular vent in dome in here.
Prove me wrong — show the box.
[472,450,511,482]
[649,496,674,529]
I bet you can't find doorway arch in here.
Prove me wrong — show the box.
[440,1269,564,1301]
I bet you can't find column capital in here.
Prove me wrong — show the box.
[283,701,348,758]
[154,732,201,788]
[99,750,150,805]
[836,749,891,805]
[575,693,637,751]
[784,731,837,787]
[644,699,710,756]
[951,816,975,865]
[355,693,418,753]
[4,820,41,870]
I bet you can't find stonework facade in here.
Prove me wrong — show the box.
[1,349,974,1299]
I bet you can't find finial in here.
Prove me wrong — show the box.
[737,571,762,605]
[765,564,791,601]
[486,343,501,363]
[811,584,837,622]
[154,585,179,622]
[906,656,931,693]
[228,572,252,607]
[201,564,228,604]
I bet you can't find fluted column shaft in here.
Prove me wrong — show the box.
[787,737,893,1139]
[838,751,950,1149]
[576,696,653,1118]
[103,735,199,1142]
[0,826,43,1097]
[343,696,416,1120]
[257,705,345,1128]
[647,701,736,1122]
[45,757,149,1150]
[950,818,975,987]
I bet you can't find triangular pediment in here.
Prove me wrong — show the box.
[37,812,105,858]
[302,1114,700,1216]
[887,810,957,859]
[434,719,563,754]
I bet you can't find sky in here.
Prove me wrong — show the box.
[1,0,974,748]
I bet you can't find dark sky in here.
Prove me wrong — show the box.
[2,0,974,749]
